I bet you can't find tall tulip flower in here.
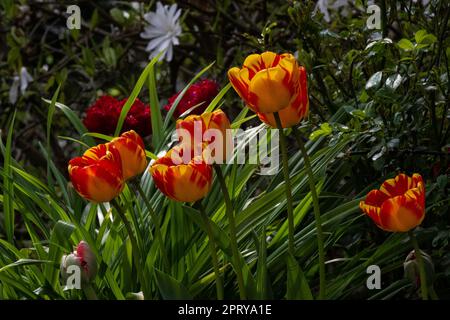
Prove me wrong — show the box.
[359,173,425,232]
[228,51,304,114]
[257,66,309,128]
[109,130,147,180]
[68,143,124,203]
[150,143,221,298]
[150,145,212,202]
[229,52,325,299]
[176,109,232,163]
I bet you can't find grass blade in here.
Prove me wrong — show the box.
[114,54,161,137]
[2,111,16,242]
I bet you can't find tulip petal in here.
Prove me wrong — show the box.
[379,195,425,232]
[256,64,309,128]
[150,146,213,202]
[169,161,212,202]
[260,52,281,69]
[359,200,383,228]
[243,54,265,78]
[365,189,390,207]
[150,163,173,198]
[380,173,413,197]
[110,130,147,180]
[243,52,284,77]
[298,66,309,115]
[228,67,250,102]
[405,185,425,209]
[278,55,299,93]
[176,110,232,162]
[248,66,291,113]
[70,161,123,203]
[412,173,424,188]
[68,143,124,203]
[257,103,301,128]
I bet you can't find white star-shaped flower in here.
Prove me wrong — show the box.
[140,2,182,62]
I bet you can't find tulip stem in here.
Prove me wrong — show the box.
[273,112,296,258]
[112,199,148,297]
[82,284,98,300]
[213,164,247,300]
[198,202,224,300]
[292,126,326,300]
[135,183,170,272]
[408,230,429,300]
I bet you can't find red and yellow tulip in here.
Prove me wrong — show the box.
[359,173,425,232]
[150,145,213,202]
[176,109,232,162]
[109,130,147,180]
[228,51,307,118]
[68,143,124,203]
[257,66,309,128]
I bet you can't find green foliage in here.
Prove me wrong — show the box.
[0,0,449,300]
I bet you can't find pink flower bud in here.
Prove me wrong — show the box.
[61,241,97,285]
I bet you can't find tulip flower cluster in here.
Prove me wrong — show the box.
[62,50,432,301]
[68,130,147,203]
[150,109,231,202]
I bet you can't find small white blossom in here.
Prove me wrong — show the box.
[20,67,33,94]
[9,76,20,104]
[130,2,142,11]
[140,2,182,62]
[9,67,33,104]
[315,0,375,22]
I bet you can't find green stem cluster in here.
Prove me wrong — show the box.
[198,202,224,300]
[292,126,326,300]
[408,230,429,300]
[273,113,296,257]
[214,164,247,300]
[112,199,148,297]
[136,183,170,272]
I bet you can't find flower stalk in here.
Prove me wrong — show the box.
[198,202,224,300]
[135,183,170,272]
[274,112,296,257]
[112,199,148,297]
[213,164,247,300]
[408,230,429,300]
[292,126,326,300]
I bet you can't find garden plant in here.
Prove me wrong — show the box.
[0,0,449,301]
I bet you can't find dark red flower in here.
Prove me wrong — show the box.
[164,79,219,118]
[118,98,152,137]
[83,96,120,135]
[83,96,151,137]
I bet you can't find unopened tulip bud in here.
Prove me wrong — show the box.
[61,241,97,286]
[403,249,434,288]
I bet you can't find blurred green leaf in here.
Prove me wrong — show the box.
[398,39,414,51]
[365,71,383,91]
[154,269,193,300]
